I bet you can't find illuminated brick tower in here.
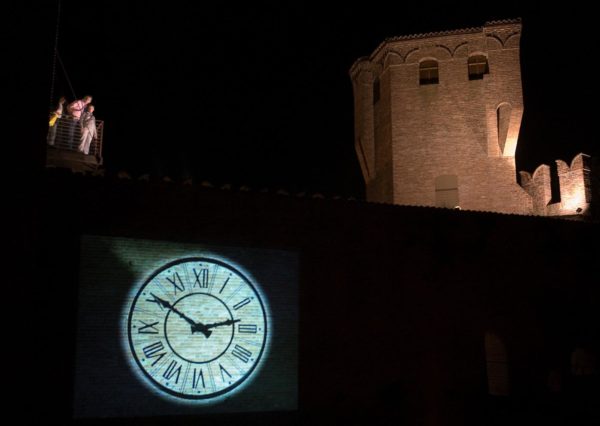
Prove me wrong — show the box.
[350,19,533,214]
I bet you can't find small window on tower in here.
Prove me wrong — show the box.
[419,60,439,85]
[373,77,380,104]
[468,55,489,80]
[435,175,458,208]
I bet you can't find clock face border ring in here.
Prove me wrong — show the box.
[125,256,270,402]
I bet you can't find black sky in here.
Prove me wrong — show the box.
[16,1,599,198]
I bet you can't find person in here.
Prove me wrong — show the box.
[46,96,66,146]
[78,105,100,155]
[66,95,92,149]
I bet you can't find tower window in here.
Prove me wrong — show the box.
[419,60,439,85]
[468,55,489,80]
[435,175,458,208]
[373,77,380,104]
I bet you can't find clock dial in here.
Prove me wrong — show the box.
[127,258,268,400]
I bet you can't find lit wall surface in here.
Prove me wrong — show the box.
[73,235,298,418]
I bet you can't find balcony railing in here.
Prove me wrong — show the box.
[46,115,104,170]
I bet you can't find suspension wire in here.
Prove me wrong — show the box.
[49,0,62,109]
[57,51,77,100]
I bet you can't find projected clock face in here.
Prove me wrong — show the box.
[127,258,268,400]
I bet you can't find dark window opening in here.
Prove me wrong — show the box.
[420,60,439,85]
[468,55,489,80]
[435,175,459,208]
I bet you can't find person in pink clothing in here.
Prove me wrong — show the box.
[67,95,92,119]
[66,95,93,149]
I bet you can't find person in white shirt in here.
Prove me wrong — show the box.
[78,105,100,155]
[66,95,92,149]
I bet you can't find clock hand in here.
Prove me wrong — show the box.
[147,293,212,337]
[204,319,241,330]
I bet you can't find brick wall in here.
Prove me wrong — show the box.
[556,153,592,215]
[520,164,552,215]
[33,170,600,425]
[520,153,592,217]
[351,20,534,214]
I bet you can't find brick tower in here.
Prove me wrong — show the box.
[350,19,533,214]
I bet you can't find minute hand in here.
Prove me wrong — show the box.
[147,293,211,337]
[204,319,241,330]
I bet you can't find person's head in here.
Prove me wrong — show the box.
[87,105,95,113]
[83,95,92,104]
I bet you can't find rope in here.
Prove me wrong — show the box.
[49,0,62,109]
[57,50,77,100]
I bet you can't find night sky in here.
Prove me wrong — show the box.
[17,2,598,198]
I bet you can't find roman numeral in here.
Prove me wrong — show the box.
[146,293,165,311]
[143,341,166,366]
[233,297,251,310]
[166,272,185,294]
[238,324,257,333]
[163,360,182,383]
[219,275,231,294]
[193,267,209,288]
[192,368,205,389]
[137,320,159,334]
[231,344,252,363]
[207,364,216,390]
[219,364,232,382]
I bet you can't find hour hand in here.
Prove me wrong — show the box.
[191,322,212,337]
[204,319,241,330]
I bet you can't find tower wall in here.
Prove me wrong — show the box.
[352,63,395,203]
[350,20,533,214]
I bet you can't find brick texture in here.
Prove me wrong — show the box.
[351,20,534,214]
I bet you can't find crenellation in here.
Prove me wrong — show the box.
[520,165,552,215]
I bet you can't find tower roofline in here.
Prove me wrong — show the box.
[364,18,521,66]
[349,57,375,79]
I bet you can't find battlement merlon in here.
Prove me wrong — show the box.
[519,153,592,216]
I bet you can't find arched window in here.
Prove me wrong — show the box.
[419,60,439,85]
[468,55,489,80]
[497,103,511,152]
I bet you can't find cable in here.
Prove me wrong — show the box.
[49,0,62,109]
[57,50,77,100]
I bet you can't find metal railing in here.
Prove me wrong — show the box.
[46,114,104,158]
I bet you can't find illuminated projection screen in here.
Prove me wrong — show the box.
[73,235,298,418]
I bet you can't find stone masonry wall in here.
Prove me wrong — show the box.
[519,165,552,215]
[351,20,533,214]
[520,153,592,217]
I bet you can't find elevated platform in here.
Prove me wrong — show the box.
[45,115,104,172]
[46,146,103,172]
